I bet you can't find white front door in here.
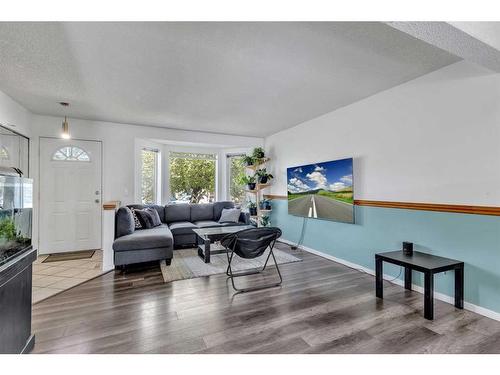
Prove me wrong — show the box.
[39,138,102,254]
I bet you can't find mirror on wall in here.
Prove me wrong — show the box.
[0,124,29,176]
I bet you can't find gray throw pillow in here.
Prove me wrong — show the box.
[145,207,162,227]
[219,208,241,223]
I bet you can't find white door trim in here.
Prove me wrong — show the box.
[38,136,103,253]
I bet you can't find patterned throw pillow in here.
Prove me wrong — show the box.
[130,207,143,229]
[134,209,155,229]
[145,207,162,227]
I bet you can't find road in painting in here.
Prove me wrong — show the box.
[287,158,354,223]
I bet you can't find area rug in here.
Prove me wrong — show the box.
[42,250,96,263]
[160,247,302,283]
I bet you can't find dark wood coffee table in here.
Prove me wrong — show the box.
[375,250,464,320]
[193,225,254,263]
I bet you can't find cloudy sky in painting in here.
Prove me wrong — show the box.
[287,158,353,193]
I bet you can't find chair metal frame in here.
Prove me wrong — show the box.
[223,228,283,293]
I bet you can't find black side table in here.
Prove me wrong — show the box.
[375,250,464,320]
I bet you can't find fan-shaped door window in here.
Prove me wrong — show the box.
[0,146,9,160]
[52,146,91,162]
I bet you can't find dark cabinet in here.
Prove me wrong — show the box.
[0,246,36,353]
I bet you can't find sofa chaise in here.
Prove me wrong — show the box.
[112,201,250,267]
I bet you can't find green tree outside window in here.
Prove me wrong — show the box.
[169,152,216,203]
[141,149,158,204]
[228,155,246,204]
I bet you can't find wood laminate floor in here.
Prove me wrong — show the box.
[31,243,500,354]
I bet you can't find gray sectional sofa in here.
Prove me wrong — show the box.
[113,201,250,267]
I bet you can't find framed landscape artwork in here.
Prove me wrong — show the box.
[287,157,354,223]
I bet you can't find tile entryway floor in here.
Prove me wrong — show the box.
[32,250,105,304]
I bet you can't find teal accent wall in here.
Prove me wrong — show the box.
[271,199,500,314]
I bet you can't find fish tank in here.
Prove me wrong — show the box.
[0,167,33,267]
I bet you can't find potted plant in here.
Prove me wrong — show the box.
[260,215,271,227]
[259,198,272,210]
[247,201,258,216]
[242,155,255,166]
[252,147,265,160]
[256,168,274,184]
[239,174,257,190]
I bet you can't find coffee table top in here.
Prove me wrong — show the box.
[193,225,254,238]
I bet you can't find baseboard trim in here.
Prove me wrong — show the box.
[278,238,500,322]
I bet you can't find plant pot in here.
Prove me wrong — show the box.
[263,202,272,210]
[247,183,256,190]
[249,207,257,216]
[258,176,268,184]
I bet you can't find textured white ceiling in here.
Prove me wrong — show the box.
[387,22,500,72]
[0,22,459,137]
[450,22,500,51]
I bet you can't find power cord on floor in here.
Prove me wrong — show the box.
[285,218,403,282]
[350,263,402,280]
[290,217,307,250]
[386,267,403,282]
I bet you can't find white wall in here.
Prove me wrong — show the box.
[0,89,32,137]
[30,115,263,249]
[31,115,262,203]
[265,61,500,206]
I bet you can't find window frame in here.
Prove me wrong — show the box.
[135,140,162,205]
[166,148,219,204]
[135,141,255,205]
[139,147,160,205]
[226,152,247,204]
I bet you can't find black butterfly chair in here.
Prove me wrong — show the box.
[220,227,283,293]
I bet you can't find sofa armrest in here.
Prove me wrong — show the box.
[115,206,135,239]
[239,211,251,225]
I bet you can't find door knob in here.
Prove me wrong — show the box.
[95,199,100,203]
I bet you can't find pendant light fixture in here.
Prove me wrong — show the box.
[59,102,71,139]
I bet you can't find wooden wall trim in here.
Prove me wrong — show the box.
[264,194,287,200]
[354,200,500,216]
[103,201,121,210]
[264,195,500,216]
